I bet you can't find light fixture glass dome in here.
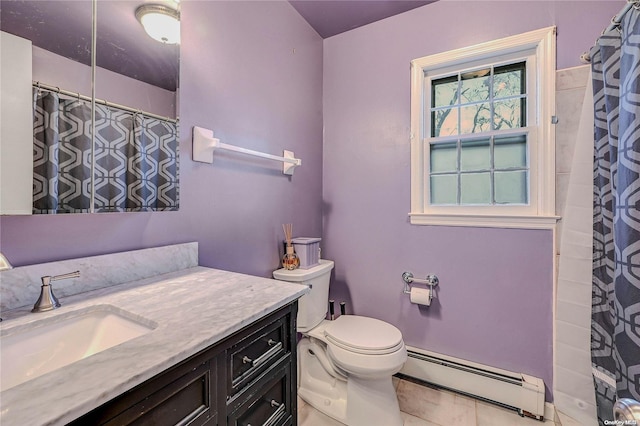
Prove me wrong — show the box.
[136,4,180,44]
[0,252,13,271]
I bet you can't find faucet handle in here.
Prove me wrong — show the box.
[32,271,80,313]
[42,271,80,286]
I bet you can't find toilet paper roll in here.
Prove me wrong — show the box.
[410,287,432,306]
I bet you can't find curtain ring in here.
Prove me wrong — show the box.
[610,17,622,32]
[55,86,60,93]
[633,0,640,10]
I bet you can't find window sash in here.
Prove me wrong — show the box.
[427,130,530,206]
[422,127,539,211]
[424,55,536,210]
[429,62,527,138]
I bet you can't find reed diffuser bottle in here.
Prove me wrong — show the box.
[282,223,300,270]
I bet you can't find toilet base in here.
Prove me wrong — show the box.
[346,376,403,426]
[298,337,403,426]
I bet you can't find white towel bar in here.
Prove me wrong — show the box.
[192,126,302,175]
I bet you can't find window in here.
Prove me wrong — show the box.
[409,27,558,229]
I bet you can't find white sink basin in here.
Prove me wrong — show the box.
[0,305,156,392]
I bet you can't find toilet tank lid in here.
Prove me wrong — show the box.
[273,259,334,282]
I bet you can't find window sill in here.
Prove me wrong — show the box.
[408,212,560,229]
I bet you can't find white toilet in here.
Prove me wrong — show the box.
[273,260,407,426]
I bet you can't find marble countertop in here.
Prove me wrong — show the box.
[0,266,308,426]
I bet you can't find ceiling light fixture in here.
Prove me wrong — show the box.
[135,4,180,45]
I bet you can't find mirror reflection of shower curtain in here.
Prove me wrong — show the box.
[33,90,92,214]
[93,105,179,212]
[32,89,179,213]
[590,7,640,425]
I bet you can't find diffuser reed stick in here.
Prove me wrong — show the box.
[281,223,299,270]
[282,223,294,245]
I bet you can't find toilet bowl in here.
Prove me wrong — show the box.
[273,260,407,426]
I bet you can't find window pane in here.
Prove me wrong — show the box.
[432,76,459,108]
[493,63,525,99]
[495,170,528,204]
[493,98,525,130]
[495,135,527,169]
[460,69,490,104]
[430,174,458,204]
[460,103,490,134]
[430,142,457,172]
[432,108,458,137]
[460,139,490,171]
[460,172,491,204]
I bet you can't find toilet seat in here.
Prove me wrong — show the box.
[323,315,404,355]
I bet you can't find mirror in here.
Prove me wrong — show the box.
[93,0,180,213]
[0,0,180,214]
[1,0,92,214]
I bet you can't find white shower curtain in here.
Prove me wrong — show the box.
[554,74,598,425]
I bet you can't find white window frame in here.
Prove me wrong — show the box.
[409,27,558,229]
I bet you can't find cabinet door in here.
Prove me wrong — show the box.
[228,360,293,426]
[108,361,215,426]
[69,356,219,426]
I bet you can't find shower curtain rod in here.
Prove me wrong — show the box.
[580,0,639,63]
[33,81,178,124]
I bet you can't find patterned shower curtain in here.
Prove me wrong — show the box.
[32,89,179,213]
[94,104,179,212]
[591,6,640,424]
[33,90,92,214]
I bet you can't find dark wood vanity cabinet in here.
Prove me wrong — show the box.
[68,302,298,426]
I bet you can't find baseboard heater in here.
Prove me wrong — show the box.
[398,346,546,421]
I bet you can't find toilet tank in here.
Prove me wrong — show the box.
[273,260,334,332]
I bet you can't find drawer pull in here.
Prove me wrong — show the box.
[245,401,285,426]
[262,400,286,426]
[241,341,283,367]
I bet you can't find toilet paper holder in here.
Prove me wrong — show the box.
[402,272,439,295]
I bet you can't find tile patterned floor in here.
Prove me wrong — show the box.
[298,377,564,426]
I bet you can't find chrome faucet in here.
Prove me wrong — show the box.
[32,271,80,313]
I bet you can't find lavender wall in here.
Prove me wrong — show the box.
[322,0,623,402]
[0,1,323,278]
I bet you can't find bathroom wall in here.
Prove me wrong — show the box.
[322,0,623,402]
[0,1,324,278]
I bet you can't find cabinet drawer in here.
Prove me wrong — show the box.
[228,316,289,396]
[228,361,293,426]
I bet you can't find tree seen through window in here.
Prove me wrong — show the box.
[430,62,526,138]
